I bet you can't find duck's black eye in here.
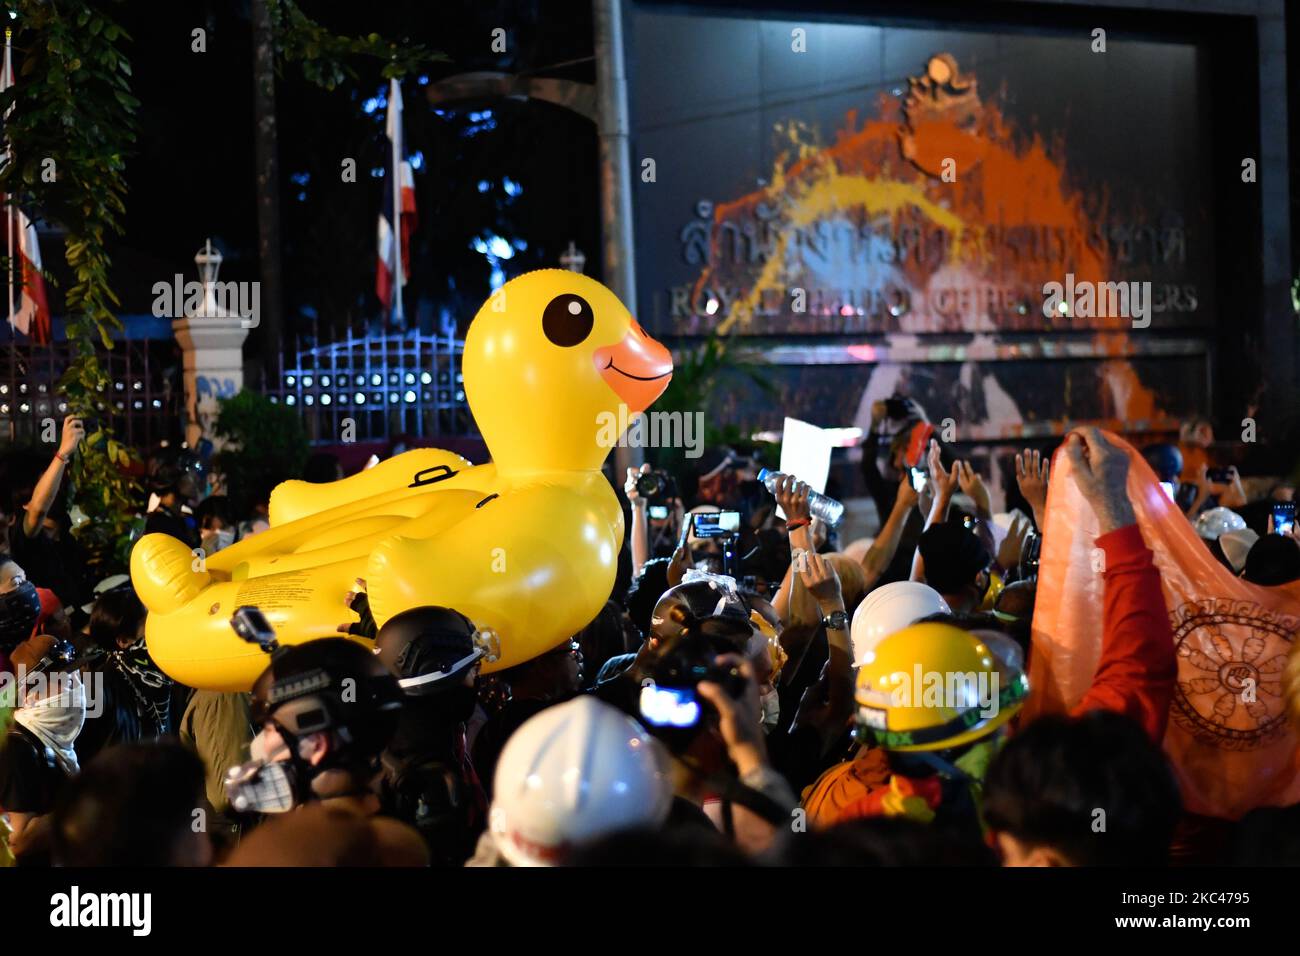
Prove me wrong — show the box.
[542,293,594,347]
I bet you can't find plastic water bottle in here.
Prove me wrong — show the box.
[758,468,845,528]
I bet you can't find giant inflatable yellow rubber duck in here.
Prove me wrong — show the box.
[130,270,673,691]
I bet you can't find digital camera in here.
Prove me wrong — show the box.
[635,469,676,499]
[638,609,751,742]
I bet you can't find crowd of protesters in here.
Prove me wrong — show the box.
[1,400,1299,868]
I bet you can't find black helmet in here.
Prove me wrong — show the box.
[375,605,490,696]
[250,638,403,769]
[1141,443,1184,484]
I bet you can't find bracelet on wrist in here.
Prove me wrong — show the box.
[786,518,809,531]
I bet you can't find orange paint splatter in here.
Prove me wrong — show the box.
[691,65,1163,424]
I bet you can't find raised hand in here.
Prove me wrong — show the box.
[1015,448,1050,527]
[894,470,920,512]
[956,460,992,518]
[774,473,813,525]
[799,550,844,614]
[58,415,86,461]
[1064,428,1135,534]
[624,463,651,505]
[926,439,959,500]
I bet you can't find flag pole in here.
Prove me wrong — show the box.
[390,78,404,328]
[5,29,13,330]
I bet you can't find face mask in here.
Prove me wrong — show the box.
[13,671,85,775]
[759,688,780,730]
[0,581,41,650]
[225,759,300,814]
[203,529,235,554]
[225,729,303,814]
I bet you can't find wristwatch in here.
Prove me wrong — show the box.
[821,610,848,631]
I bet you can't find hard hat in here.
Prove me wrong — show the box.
[849,581,951,666]
[489,697,673,866]
[1219,527,1260,574]
[1193,506,1247,541]
[854,622,1028,753]
[978,570,1005,612]
[650,576,752,646]
[249,638,403,764]
[375,605,495,696]
[1141,443,1183,483]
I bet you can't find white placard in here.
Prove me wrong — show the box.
[776,417,833,519]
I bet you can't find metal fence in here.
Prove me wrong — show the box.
[264,327,475,445]
[0,339,181,448]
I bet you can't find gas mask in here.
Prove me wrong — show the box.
[224,726,312,814]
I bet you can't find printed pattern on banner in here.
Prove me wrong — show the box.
[1027,431,1300,819]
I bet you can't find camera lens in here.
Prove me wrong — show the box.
[636,473,664,497]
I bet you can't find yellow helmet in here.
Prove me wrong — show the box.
[978,570,1005,612]
[854,622,1028,753]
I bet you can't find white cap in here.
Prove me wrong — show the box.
[850,581,951,666]
[1194,507,1247,541]
[489,697,672,866]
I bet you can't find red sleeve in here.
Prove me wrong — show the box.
[35,588,61,637]
[1070,523,1176,742]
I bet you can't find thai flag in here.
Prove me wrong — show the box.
[11,208,50,343]
[376,78,417,323]
[1,31,49,344]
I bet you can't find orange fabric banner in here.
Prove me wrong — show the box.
[1027,431,1300,819]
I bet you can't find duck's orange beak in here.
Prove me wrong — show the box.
[594,319,673,413]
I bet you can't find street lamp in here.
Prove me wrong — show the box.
[195,238,224,317]
[560,241,586,274]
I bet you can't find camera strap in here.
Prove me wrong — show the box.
[702,768,791,829]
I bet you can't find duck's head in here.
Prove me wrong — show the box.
[463,270,673,474]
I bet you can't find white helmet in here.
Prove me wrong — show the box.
[489,697,673,866]
[1219,527,1260,574]
[1193,506,1247,541]
[850,581,951,666]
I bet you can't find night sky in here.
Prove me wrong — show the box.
[94,0,599,345]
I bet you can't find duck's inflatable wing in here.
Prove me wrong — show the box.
[365,478,623,672]
[270,448,472,526]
